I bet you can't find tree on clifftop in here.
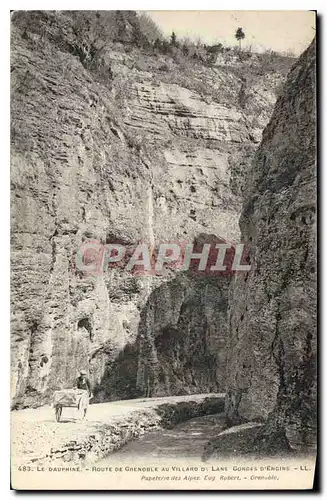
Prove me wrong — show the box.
[170,31,177,46]
[235,27,245,49]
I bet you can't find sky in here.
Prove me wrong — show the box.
[146,10,316,55]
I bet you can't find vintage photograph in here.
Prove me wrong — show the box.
[10,9,317,490]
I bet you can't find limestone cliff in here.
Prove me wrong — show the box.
[10,10,294,408]
[224,39,316,453]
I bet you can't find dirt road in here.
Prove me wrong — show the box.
[11,393,225,467]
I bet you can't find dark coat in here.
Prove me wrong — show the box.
[75,376,92,396]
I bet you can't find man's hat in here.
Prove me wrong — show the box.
[80,370,87,375]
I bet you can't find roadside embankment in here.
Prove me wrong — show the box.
[11,393,225,467]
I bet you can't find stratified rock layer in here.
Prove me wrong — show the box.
[10,11,293,407]
[225,39,316,452]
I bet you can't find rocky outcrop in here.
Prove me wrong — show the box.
[224,39,316,453]
[93,271,230,401]
[10,11,294,408]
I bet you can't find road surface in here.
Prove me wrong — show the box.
[11,393,225,466]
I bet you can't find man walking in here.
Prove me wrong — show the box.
[75,370,92,397]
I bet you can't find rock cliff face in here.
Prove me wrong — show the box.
[11,11,294,408]
[224,39,316,453]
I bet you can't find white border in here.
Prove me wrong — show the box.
[1,2,324,498]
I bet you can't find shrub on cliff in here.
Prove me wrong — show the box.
[137,13,163,44]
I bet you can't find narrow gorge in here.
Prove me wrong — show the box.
[11,10,316,461]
